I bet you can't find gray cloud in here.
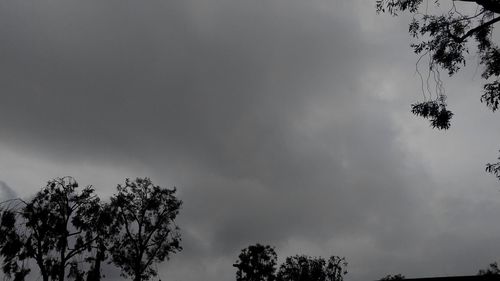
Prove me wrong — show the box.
[1,0,500,281]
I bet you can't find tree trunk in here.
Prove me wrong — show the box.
[87,242,106,281]
[59,237,67,281]
[58,266,65,281]
[37,257,49,281]
[133,257,142,281]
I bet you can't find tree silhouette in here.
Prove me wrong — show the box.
[108,178,182,281]
[478,262,500,276]
[379,274,406,281]
[377,0,500,129]
[0,176,183,281]
[376,0,500,179]
[81,202,114,281]
[0,207,29,280]
[276,255,347,281]
[0,177,100,281]
[233,244,278,281]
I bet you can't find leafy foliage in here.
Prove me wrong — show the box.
[80,201,115,281]
[233,244,278,281]
[411,99,453,130]
[377,0,500,179]
[478,262,500,276]
[0,176,182,281]
[233,245,348,281]
[0,177,100,281]
[276,255,347,281]
[486,152,500,181]
[0,209,28,280]
[109,177,182,281]
[377,0,500,129]
[379,274,406,281]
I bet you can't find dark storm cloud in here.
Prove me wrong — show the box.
[0,0,369,166]
[1,1,499,281]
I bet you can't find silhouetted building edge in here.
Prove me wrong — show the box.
[386,276,500,281]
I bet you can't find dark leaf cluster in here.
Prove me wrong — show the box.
[376,0,424,15]
[0,177,182,281]
[234,244,277,281]
[277,255,347,281]
[109,178,182,281]
[379,274,406,281]
[486,152,500,181]
[377,0,500,128]
[234,244,347,281]
[410,14,468,76]
[411,99,453,129]
[478,262,500,276]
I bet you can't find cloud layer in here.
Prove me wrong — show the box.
[0,0,499,281]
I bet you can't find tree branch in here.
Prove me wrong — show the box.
[458,16,500,42]
[67,231,82,237]
[454,0,500,14]
[119,206,139,254]
[65,236,98,264]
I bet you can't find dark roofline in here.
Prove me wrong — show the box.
[400,276,500,281]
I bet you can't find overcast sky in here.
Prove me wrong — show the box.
[1,0,500,280]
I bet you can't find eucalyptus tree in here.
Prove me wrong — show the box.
[478,262,500,276]
[233,244,278,281]
[376,0,500,179]
[108,178,182,281]
[379,274,406,281]
[0,177,100,281]
[276,255,347,281]
[377,0,500,128]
